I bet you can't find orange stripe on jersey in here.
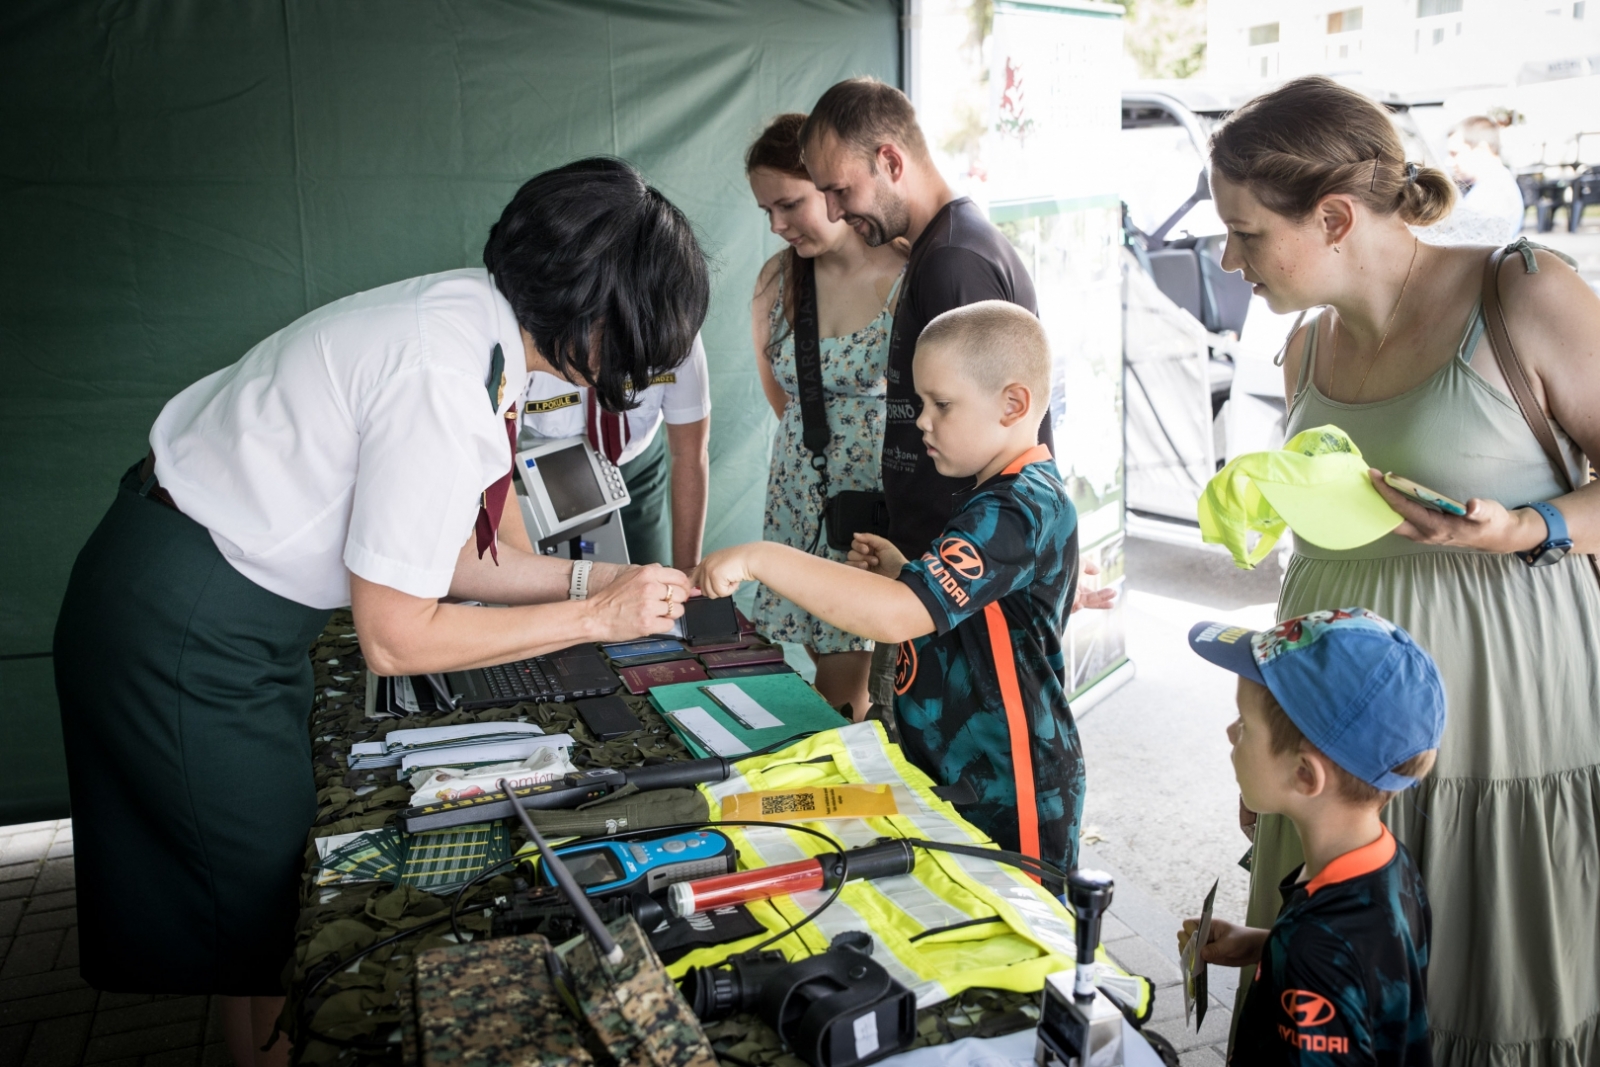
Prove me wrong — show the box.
[984,601,1039,879]
[1000,444,1053,477]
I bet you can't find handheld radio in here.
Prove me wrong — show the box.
[538,831,736,898]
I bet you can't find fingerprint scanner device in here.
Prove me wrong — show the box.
[515,435,631,562]
[537,831,736,899]
[1036,869,1124,1067]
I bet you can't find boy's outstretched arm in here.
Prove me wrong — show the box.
[693,539,934,644]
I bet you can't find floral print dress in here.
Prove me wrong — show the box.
[753,268,902,653]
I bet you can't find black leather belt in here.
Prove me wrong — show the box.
[138,452,180,513]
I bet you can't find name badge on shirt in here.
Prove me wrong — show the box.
[524,392,581,414]
[623,373,676,391]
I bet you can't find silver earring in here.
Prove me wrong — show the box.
[1334,246,1342,254]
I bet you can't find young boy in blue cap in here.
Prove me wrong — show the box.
[1180,607,1444,1066]
[693,300,1085,874]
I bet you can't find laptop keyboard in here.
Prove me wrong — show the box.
[482,658,562,702]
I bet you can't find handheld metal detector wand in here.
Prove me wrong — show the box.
[497,778,623,964]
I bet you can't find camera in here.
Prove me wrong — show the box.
[678,932,916,1067]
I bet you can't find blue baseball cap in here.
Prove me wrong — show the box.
[1187,608,1445,791]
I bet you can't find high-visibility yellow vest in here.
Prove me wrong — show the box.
[674,722,1152,1021]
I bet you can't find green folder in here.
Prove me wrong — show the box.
[648,672,848,759]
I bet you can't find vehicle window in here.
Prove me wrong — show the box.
[1118,106,1205,236]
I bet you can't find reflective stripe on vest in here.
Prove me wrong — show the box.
[676,722,1151,1019]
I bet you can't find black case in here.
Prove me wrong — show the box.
[574,695,644,740]
[682,597,741,645]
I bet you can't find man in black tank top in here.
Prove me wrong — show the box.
[801,78,1044,557]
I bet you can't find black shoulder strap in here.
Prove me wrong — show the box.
[792,256,830,464]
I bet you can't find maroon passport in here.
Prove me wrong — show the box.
[618,659,709,695]
[700,644,785,669]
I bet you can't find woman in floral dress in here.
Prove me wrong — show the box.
[745,113,905,717]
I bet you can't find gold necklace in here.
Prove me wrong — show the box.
[1333,236,1420,402]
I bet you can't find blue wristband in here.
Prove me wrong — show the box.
[1515,501,1572,567]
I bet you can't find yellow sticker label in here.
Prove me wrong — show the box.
[648,372,677,386]
[524,392,581,414]
[720,784,899,822]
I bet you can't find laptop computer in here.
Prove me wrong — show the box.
[426,644,620,710]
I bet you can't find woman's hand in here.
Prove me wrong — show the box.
[691,545,763,599]
[1177,917,1269,969]
[585,563,694,642]
[847,533,907,577]
[1369,469,1547,555]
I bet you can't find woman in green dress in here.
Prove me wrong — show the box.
[1209,77,1600,1065]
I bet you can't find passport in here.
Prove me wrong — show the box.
[699,644,785,669]
[705,663,796,680]
[618,658,709,695]
[685,636,755,654]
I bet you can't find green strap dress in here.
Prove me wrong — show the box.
[1238,299,1600,1065]
[54,463,331,994]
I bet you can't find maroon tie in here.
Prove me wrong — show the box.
[475,414,518,563]
[586,390,630,465]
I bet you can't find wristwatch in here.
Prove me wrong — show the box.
[1513,501,1572,568]
[568,559,594,600]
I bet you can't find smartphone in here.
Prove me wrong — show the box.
[1383,473,1467,516]
[682,597,741,645]
[574,695,644,741]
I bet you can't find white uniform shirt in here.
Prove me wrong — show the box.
[518,333,710,463]
[150,268,528,609]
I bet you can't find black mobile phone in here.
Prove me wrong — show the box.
[682,597,741,645]
[575,695,644,741]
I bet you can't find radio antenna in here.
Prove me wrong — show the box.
[498,778,622,964]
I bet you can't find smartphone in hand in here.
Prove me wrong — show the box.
[1384,473,1467,516]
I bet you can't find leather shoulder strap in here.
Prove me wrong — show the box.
[1480,245,1575,493]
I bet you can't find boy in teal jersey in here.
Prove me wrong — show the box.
[1181,608,1444,1065]
[694,301,1084,871]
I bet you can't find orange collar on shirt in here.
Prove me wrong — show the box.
[1305,825,1396,897]
[1000,444,1053,477]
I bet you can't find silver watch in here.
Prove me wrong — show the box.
[568,559,594,600]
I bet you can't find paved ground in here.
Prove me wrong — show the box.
[0,820,229,1066]
[1077,535,1285,1063]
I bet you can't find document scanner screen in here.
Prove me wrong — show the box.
[540,443,607,521]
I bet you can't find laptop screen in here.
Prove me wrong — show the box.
[539,443,607,521]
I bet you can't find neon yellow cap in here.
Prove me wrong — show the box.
[1197,425,1403,568]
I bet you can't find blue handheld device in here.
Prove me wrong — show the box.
[539,830,736,898]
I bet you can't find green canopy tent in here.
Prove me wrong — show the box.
[0,0,900,825]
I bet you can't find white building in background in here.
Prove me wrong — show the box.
[1208,0,1600,96]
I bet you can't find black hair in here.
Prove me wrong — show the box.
[483,157,709,412]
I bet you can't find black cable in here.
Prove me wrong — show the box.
[299,861,518,1054]
[450,856,518,943]
[298,910,454,1052]
[907,915,1004,943]
[905,838,1066,893]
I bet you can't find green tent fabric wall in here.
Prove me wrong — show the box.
[0,0,900,825]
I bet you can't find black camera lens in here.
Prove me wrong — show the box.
[680,962,743,1021]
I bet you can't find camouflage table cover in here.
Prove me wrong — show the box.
[287,613,1038,1066]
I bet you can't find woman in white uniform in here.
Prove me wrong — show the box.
[52,158,707,1066]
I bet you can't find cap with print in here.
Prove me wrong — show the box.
[1187,608,1445,791]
